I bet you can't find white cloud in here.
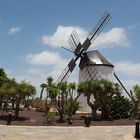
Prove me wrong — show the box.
[8,26,21,35]
[25,49,79,85]
[113,61,140,94]
[25,51,67,65]
[112,61,140,97]
[41,26,130,50]
[41,25,87,48]
[93,27,130,49]
[115,61,140,77]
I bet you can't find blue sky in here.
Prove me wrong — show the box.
[0,0,140,96]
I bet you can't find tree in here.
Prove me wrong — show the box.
[130,85,140,117]
[15,81,36,117]
[83,80,120,119]
[0,68,37,118]
[0,78,18,110]
[0,68,8,109]
[0,68,8,86]
[0,69,16,110]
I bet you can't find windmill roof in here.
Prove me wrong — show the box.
[85,50,114,67]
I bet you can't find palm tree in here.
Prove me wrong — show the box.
[56,82,68,122]
[47,76,53,88]
[67,82,83,123]
[40,83,47,99]
[40,76,54,112]
[68,83,76,113]
[57,82,81,123]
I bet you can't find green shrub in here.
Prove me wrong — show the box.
[99,95,133,119]
[64,99,81,116]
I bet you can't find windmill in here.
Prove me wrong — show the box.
[40,11,132,113]
[54,11,132,112]
[55,11,112,84]
[40,11,111,100]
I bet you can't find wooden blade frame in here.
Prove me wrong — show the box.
[55,58,76,84]
[68,28,80,52]
[83,11,111,51]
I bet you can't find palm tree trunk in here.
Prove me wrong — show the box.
[40,87,44,99]
[15,98,20,118]
[12,101,15,110]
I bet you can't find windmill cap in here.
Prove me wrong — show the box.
[85,50,114,67]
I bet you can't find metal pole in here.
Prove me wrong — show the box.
[7,112,12,125]
[135,121,140,138]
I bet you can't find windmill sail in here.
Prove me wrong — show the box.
[55,11,111,84]
[74,42,82,55]
[83,11,111,51]
[68,29,80,51]
[55,58,76,84]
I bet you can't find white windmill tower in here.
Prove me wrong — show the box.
[78,50,115,112]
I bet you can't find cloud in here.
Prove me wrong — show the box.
[115,61,140,77]
[25,49,79,85]
[41,26,130,50]
[93,27,130,48]
[25,50,67,65]
[8,26,21,35]
[112,61,140,97]
[25,50,72,78]
[41,25,88,48]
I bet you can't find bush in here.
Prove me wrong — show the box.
[23,99,33,108]
[99,95,133,119]
[42,111,55,123]
[64,99,81,116]
[31,98,45,111]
